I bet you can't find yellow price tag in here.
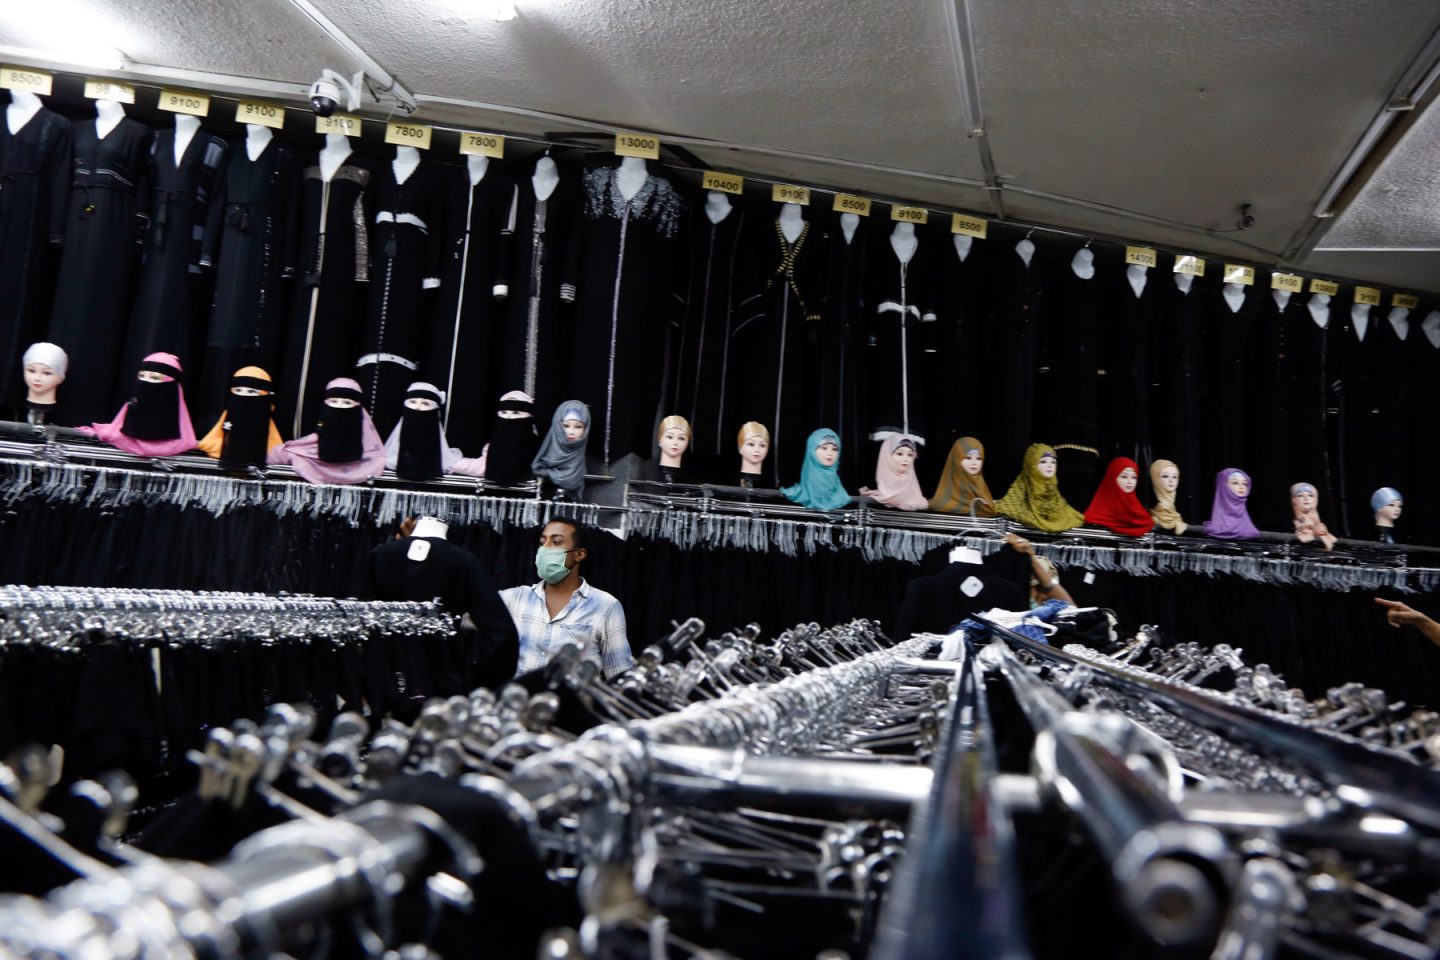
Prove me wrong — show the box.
[951,213,987,238]
[158,89,209,117]
[459,131,505,158]
[1354,286,1380,305]
[315,114,362,136]
[1309,278,1339,296]
[1271,272,1303,293]
[891,205,929,225]
[1393,293,1419,309]
[833,194,871,216]
[772,183,811,205]
[1125,246,1157,268]
[702,171,744,195]
[83,79,135,104]
[614,131,660,159]
[1223,264,1255,286]
[1173,255,1205,276]
[0,65,53,95]
[236,101,285,130]
[385,120,432,150]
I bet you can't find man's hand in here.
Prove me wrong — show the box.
[1375,597,1428,629]
[1005,532,1035,557]
[396,517,417,540]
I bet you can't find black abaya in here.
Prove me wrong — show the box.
[736,217,828,488]
[1201,282,1260,493]
[425,164,516,456]
[1409,316,1440,543]
[1336,300,1382,538]
[1247,289,1304,531]
[670,200,764,458]
[569,162,684,465]
[1100,265,1163,468]
[865,230,937,443]
[1037,252,1105,506]
[48,117,153,426]
[356,156,448,437]
[0,106,70,415]
[277,153,377,439]
[1286,296,1341,528]
[200,138,301,422]
[121,126,227,395]
[927,240,990,493]
[980,244,1048,481]
[1371,309,1415,505]
[1149,276,1210,520]
[815,216,870,490]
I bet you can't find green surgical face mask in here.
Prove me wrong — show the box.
[535,546,572,584]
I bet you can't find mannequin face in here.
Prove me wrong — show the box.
[562,417,586,440]
[325,397,360,409]
[137,370,169,384]
[660,428,690,459]
[24,362,61,395]
[1379,500,1403,522]
[1036,453,1057,479]
[1116,467,1138,494]
[740,435,768,465]
[498,410,530,420]
[232,386,267,397]
[1157,466,1179,494]
[404,397,439,412]
[1292,488,1316,512]
[889,444,916,476]
[961,449,983,476]
[815,441,839,467]
[1227,472,1249,498]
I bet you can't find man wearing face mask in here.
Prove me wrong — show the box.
[501,519,633,678]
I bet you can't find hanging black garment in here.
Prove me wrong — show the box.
[425,163,516,456]
[815,217,871,490]
[892,566,1026,643]
[199,139,301,423]
[570,162,683,465]
[926,239,990,494]
[980,243,1048,483]
[1287,296,1341,529]
[1336,300,1383,538]
[395,402,444,481]
[316,404,363,463]
[1148,276,1212,521]
[1100,265,1163,468]
[1408,317,1440,544]
[121,126,227,397]
[865,230,937,444]
[356,156,448,437]
[220,390,275,470]
[120,365,182,441]
[494,173,582,436]
[0,107,70,415]
[736,217,827,488]
[1201,282,1260,494]
[1036,251,1106,506]
[276,152,376,439]
[1372,309,1415,504]
[670,199,764,458]
[47,117,152,426]
[1247,289,1304,531]
[485,417,540,486]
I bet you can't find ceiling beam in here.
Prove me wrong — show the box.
[941,0,1006,219]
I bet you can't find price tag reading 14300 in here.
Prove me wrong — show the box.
[385,121,433,150]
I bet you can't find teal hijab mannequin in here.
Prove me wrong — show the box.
[782,428,852,511]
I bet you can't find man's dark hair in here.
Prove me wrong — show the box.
[544,517,586,552]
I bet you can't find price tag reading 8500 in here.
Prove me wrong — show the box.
[614,131,660,159]
[1,66,53,95]
[772,183,810,206]
[159,89,210,117]
[834,194,871,216]
[891,205,929,224]
[951,213,987,238]
[385,121,433,150]
[459,131,505,158]
[236,101,285,130]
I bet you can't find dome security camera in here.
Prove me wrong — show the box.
[307,69,364,118]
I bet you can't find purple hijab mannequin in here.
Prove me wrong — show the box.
[1202,467,1260,540]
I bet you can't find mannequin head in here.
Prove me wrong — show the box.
[1115,464,1138,494]
[404,395,439,412]
[889,438,917,476]
[22,342,67,404]
[496,390,534,420]
[815,439,839,468]
[326,396,360,410]
[737,421,770,473]
[1290,482,1317,514]
[561,406,588,441]
[1226,471,1250,498]
[1372,487,1403,526]
[960,443,984,476]
[656,414,691,466]
[1036,450,1058,479]
[1155,462,1180,495]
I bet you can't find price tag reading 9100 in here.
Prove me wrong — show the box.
[614,131,660,159]
[1354,286,1380,306]
[1271,272,1303,293]
[772,183,810,206]
[385,121,433,150]
[236,101,285,130]
[159,89,210,117]
[0,66,53,95]
[1223,264,1255,286]
[1173,255,1205,276]
[459,131,505,158]
[891,205,929,224]
[315,114,362,136]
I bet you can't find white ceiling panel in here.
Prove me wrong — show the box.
[1316,97,1440,249]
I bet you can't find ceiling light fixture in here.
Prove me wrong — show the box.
[0,3,125,71]
[487,0,518,21]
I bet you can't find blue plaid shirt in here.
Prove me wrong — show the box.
[501,579,633,678]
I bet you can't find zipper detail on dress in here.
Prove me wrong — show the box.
[604,205,631,464]
[371,256,394,413]
[690,224,716,430]
[445,181,477,433]
[899,258,910,435]
[524,201,547,397]
[294,178,331,437]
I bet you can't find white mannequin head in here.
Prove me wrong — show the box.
[1227,471,1249,498]
[1116,466,1138,494]
[22,342,67,404]
[1036,451,1057,478]
[889,440,916,477]
[737,422,770,473]
[961,445,983,476]
[815,439,839,467]
[1156,463,1179,495]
